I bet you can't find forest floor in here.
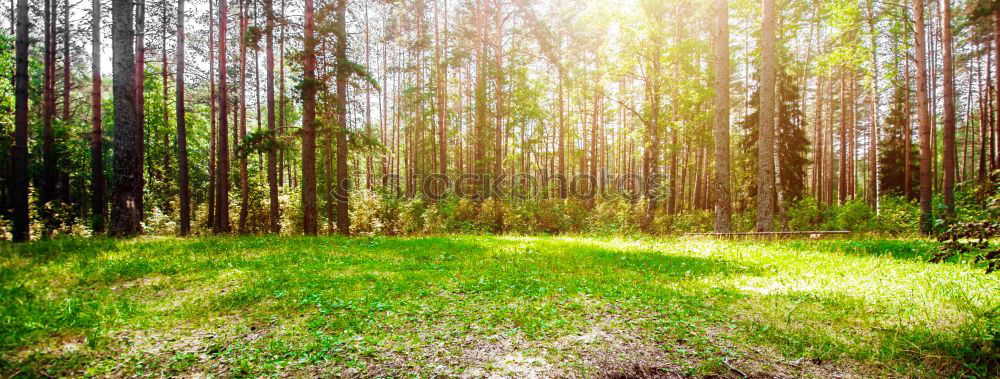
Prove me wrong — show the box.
[1,235,997,378]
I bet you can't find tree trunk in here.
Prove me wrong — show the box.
[176,0,190,235]
[110,0,141,236]
[301,0,318,235]
[42,0,56,209]
[279,0,286,188]
[335,0,350,235]
[940,0,955,216]
[208,0,216,227]
[867,0,879,210]
[436,0,448,179]
[90,0,105,234]
[62,0,69,121]
[135,0,146,221]
[265,0,279,233]
[983,40,992,185]
[839,69,847,205]
[494,0,504,180]
[12,0,29,241]
[214,0,231,233]
[905,25,913,197]
[914,0,934,234]
[238,0,249,233]
[713,0,731,233]
[756,0,776,232]
[993,9,1000,183]
[814,76,824,200]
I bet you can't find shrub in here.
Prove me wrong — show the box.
[505,201,539,235]
[787,197,823,231]
[834,200,875,232]
[350,189,385,236]
[398,198,426,235]
[670,209,714,234]
[534,199,566,234]
[422,202,447,234]
[587,197,641,235]
[562,198,589,233]
[477,197,507,233]
[874,196,920,236]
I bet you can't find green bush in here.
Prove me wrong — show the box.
[874,196,920,236]
[398,198,426,235]
[787,197,823,231]
[587,197,642,235]
[834,200,875,232]
[534,199,567,234]
[476,198,507,233]
[350,189,385,236]
[669,209,714,234]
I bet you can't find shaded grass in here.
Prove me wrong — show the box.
[0,236,997,377]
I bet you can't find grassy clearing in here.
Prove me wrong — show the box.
[0,236,997,377]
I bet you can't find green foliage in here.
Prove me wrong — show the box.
[878,86,919,199]
[933,181,1000,273]
[787,197,823,231]
[738,43,811,204]
[875,196,921,236]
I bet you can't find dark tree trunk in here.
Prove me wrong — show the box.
[12,0,29,241]
[91,0,105,233]
[176,0,190,235]
[110,0,142,236]
[914,0,934,234]
[135,0,146,220]
[335,0,350,235]
[265,0,279,233]
[839,70,847,204]
[214,0,231,233]
[61,0,69,121]
[238,0,249,234]
[43,0,56,209]
[208,0,216,227]
[301,0,318,235]
[941,0,955,216]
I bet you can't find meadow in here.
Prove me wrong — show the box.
[1,236,997,377]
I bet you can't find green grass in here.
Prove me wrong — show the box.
[1,236,997,377]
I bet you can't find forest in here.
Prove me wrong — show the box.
[1,0,999,376]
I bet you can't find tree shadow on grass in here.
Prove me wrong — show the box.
[733,289,998,377]
[787,239,938,262]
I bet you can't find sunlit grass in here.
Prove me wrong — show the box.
[1,236,996,376]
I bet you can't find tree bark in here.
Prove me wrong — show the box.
[135,0,145,220]
[301,0,318,235]
[265,0,279,233]
[238,0,249,234]
[214,0,231,233]
[713,0,731,233]
[110,0,142,236]
[839,69,847,205]
[335,0,350,235]
[756,0,776,232]
[62,0,69,121]
[43,0,56,209]
[208,0,216,227]
[90,0,105,234]
[914,0,934,234]
[12,0,29,241]
[940,0,955,216]
[866,0,879,210]
[176,0,190,235]
[905,23,913,197]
